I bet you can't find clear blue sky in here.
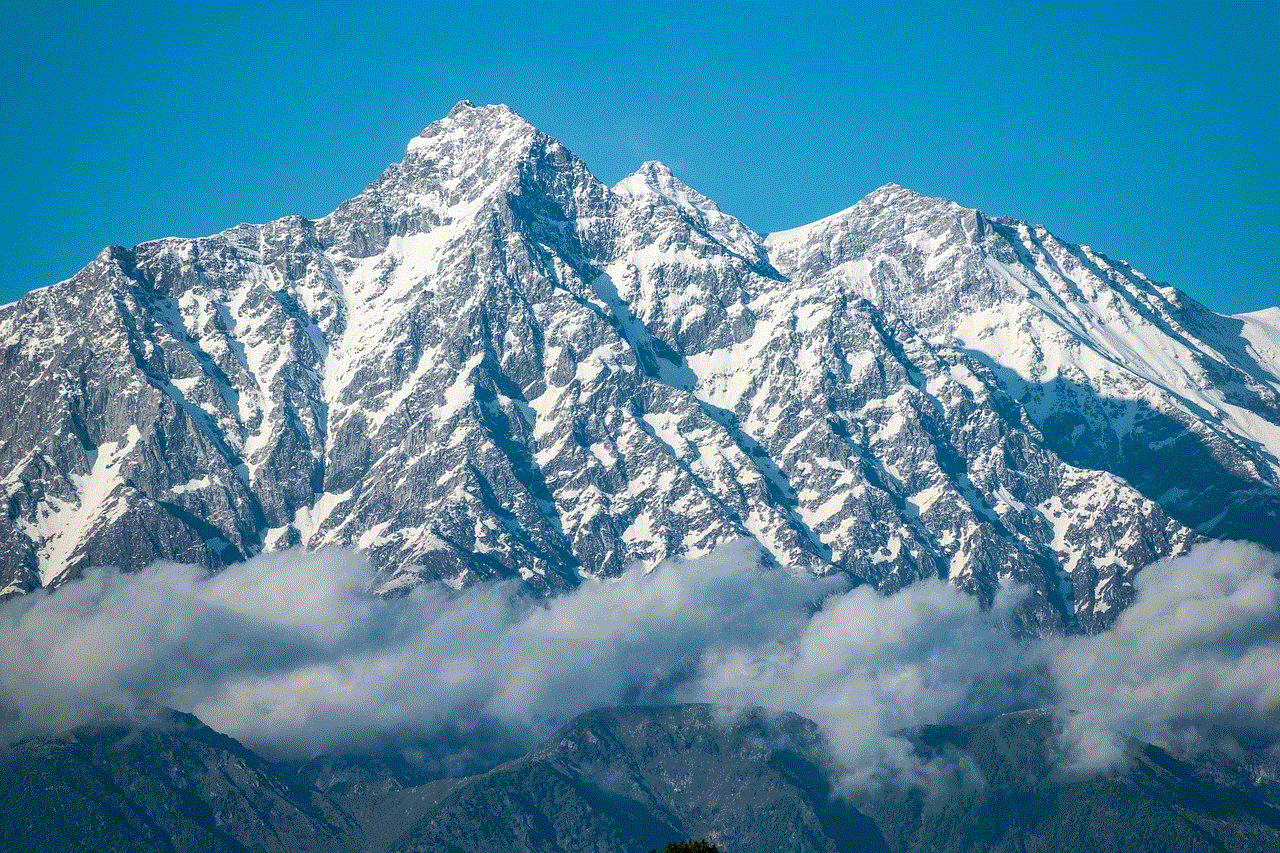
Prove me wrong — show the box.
[2,1,1276,313]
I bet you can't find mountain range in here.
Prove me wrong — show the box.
[2,101,1278,632]
[5,704,1279,853]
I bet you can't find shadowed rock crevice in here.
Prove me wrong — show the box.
[998,374,1280,549]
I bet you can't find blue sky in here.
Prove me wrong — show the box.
[2,1,1276,312]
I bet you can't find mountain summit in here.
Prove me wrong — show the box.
[2,103,1277,631]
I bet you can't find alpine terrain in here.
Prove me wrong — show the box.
[2,102,1278,632]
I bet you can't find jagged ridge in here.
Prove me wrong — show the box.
[1,102,1277,632]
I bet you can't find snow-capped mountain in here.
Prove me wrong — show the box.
[2,102,1277,632]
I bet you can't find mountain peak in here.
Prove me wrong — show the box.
[447,99,477,116]
[319,101,599,261]
[860,181,935,208]
[612,160,768,261]
[766,183,960,249]
[406,101,538,156]
[613,160,715,209]
[636,160,674,178]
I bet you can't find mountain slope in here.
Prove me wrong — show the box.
[3,704,1277,853]
[383,705,1280,853]
[1,102,1276,631]
[856,709,1280,853]
[766,185,1280,548]
[388,704,888,853]
[0,708,360,853]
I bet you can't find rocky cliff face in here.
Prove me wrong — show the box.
[3,102,1277,632]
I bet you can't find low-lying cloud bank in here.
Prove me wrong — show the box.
[2,539,1278,783]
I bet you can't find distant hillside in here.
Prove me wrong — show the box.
[6,704,1275,853]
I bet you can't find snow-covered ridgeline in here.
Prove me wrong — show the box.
[0,102,1275,633]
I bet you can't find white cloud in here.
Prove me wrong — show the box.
[1052,540,1280,770]
[2,537,1277,783]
